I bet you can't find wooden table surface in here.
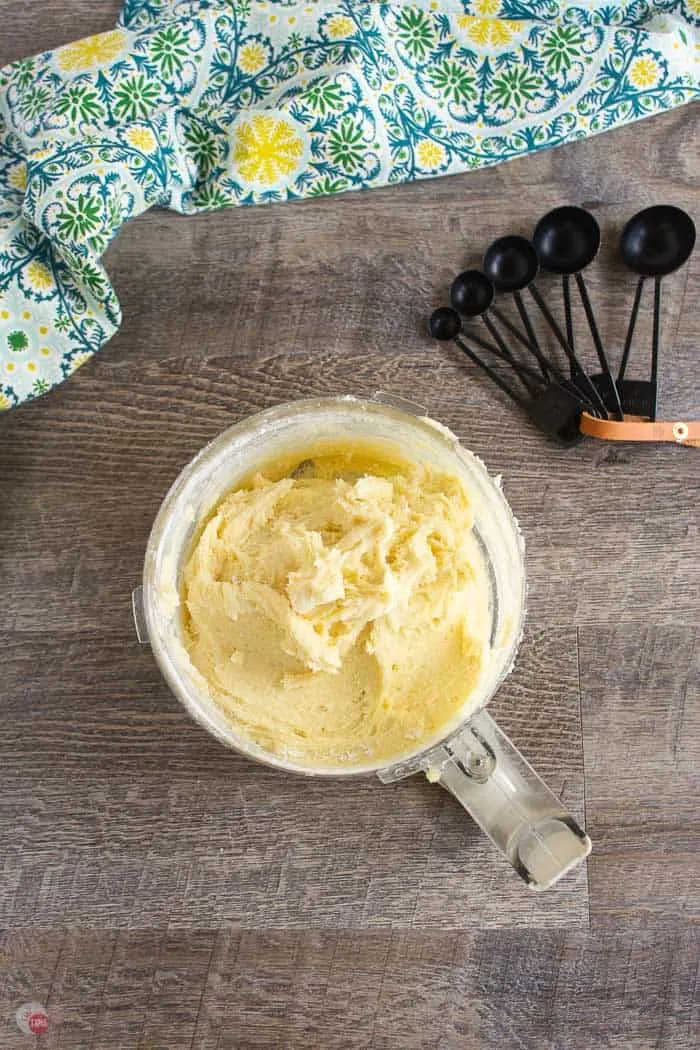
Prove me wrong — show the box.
[1,4,698,1048]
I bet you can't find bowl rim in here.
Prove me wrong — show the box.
[142,395,527,777]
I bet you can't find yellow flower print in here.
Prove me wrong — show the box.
[327,16,354,39]
[475,0,502,14]
[232,113,306,189]
[65,350,93,375]
[0,392,13,411]
[458,16,518,48]
[239,42,268,74]
[8,162,27,191]
[629,56,661,89]
[416,140,446,168]
[26,261,54,292]
[126,126,158,153]
[57,30,128,73]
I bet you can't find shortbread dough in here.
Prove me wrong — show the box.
[181,447,490,767]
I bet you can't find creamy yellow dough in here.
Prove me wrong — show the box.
[181,446,490,767]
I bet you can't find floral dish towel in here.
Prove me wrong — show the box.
[0,0,697,410]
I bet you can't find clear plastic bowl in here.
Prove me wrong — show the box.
[135,396,590,889]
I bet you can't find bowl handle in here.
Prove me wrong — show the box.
[422,709,590,890]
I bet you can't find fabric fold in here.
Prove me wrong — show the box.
[0,0,697,410]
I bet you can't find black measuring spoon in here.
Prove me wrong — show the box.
[618,204,696,420]
[451,269,555,384]
[451,269,590,405]
[483,235,608,417]
[430,306,524,402]
[450,271,543,395]
[480,236,544,365]
[429,307,584,444]
[533,206,624,420]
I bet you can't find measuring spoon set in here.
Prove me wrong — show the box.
[430,205,698,447]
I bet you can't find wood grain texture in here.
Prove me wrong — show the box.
[2,145,698,633]
[1,1,699,1045]
[0,929,698,1050]
[0,1,122,63]
[579,625,700,927]
[0,627,587,929]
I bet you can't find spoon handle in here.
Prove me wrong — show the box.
[513,292,548,378]
[455,335,527,407]
[575,272,624,420]
[650,275,661,421]
[490,304,550,380]
[563,275,574,362]
[617,276,645,384]
[485,335,590,396]
[529,283,574,356]
[481,315,538,396]
[469,322,599,416]
[459,328,543,388]
[490,304,540,352]
[528,284,608,418]
[493,301,585,396]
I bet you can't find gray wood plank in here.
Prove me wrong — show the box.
[1,116,698,635]
[1,0,699,1042]
[0,626,587,929]
[0,1,122,64]
[0,928,698,1049]
[579,624,700,927]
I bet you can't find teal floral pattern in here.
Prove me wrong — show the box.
[0,0,698,410]
[149,25,190,78]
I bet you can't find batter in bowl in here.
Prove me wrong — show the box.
[181,443,491,766]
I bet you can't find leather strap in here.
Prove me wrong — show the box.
[580,413,700,447]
